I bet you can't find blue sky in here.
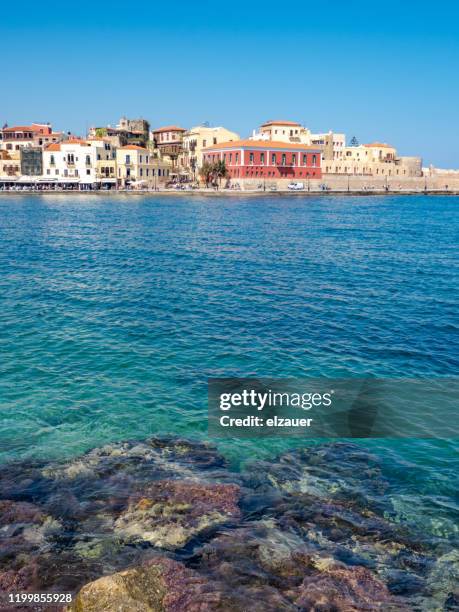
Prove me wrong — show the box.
[3,1,459,166]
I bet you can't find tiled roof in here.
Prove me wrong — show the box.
[45,143,61,151]
[364,142,393,148]
[119,145,147,150]
[64,139,89,146]
[2,125,39,133]
[152,125,186,133]
[203,139,321,151]
[261,120,302,127]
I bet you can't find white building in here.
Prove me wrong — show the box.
[250,120,311,144]
[42,139,117,189]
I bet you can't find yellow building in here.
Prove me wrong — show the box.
[182,125,240,177]
[323,142,422,177]
[116,145,172,188]
[343,142,397,163]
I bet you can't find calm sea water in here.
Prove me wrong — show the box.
[0,194,457,530]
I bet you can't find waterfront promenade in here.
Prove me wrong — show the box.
[2,175,459,195]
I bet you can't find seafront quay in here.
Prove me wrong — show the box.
[2,176,459,194]
[1,117,458,193]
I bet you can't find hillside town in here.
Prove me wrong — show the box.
[0,117,457,192]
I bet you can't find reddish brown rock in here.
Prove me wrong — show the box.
[66,557,224,612]
[114,480,241,549]
[292,564,400,611]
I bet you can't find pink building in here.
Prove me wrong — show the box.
[203,139,322,181]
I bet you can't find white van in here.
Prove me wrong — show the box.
[287,182,305,190]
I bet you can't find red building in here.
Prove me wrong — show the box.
[203,139,322,180]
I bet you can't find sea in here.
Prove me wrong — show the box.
[0,193,457,542]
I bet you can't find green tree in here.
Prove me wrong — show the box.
[95,127,108,138]
[199,161,214,187]
[214,159,228,186]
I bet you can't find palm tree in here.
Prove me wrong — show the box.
[199,161,214,187]
[214,159,228,187]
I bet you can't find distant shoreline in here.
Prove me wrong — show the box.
[0,189,458,197]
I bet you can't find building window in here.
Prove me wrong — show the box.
[250,152,254,164]
[303,154,307,165]
[86,169,90,175]
[125,155,130,164]
[312,155,317,166]
[139,155,143,163]
[260,152,265,165]
[213,137,217,144]
[235,152,239,163]
[292,154,296,165]
[272,153,276,164]
[140,168,143,176]
[85,155,91,165]
[282,154,286,166]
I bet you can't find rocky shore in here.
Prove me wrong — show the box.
[0,438,457,611]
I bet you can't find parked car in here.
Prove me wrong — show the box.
[287,182,305,190]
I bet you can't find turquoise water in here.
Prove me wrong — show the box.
[0,195,457,507]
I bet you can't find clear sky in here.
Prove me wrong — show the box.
[3,0,459,167]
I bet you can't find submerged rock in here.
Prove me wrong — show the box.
[66,557,223,612]
[0,500,62,590]
[0,439,456,610]
[292,564,398,611]
[114,480,241,549]
[244,442,389,507]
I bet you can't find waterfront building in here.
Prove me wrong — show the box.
[0,123,64,151]
[116,145,172,189]
[182,125,240,178]
[203,139,322,184]
[20,148,43,176]
[42,138,117,189]
[0,150,21,181]
[150,126,186,170]
[323,142,422,177]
